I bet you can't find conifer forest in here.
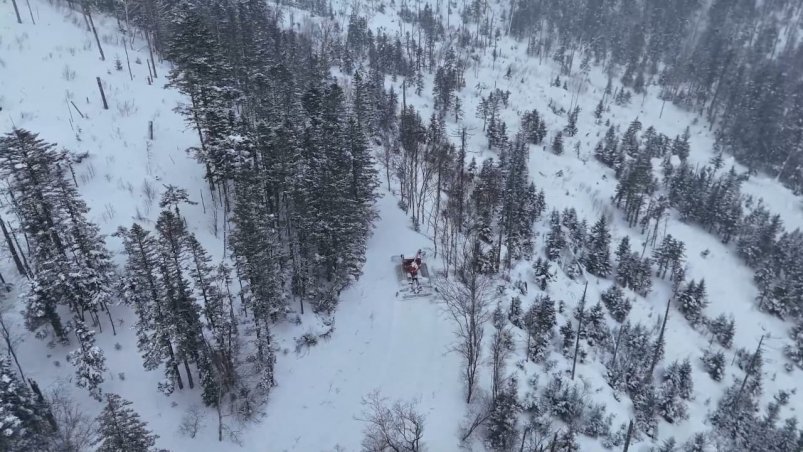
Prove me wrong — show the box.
[2,0,803,450]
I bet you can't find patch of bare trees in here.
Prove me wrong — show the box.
[359,390,425,452]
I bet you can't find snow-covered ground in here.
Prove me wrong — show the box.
[2,0,802,450]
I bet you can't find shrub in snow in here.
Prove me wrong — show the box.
[542,375,586,425]
[178,405,205,438]
[580,403,612,438]
[683,433,710,452]
[701,350,726,382]
[601,422,627,448]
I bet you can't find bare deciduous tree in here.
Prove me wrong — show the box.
[45,386,97,452]
[359,390,425,452]
[436,242,496,404]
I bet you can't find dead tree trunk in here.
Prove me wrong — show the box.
[622,419,634,452]
[84,5,105,61]
[145,31,158,78]
[11,0,22,23]
[24,0,34,23]
[96,77,108,109]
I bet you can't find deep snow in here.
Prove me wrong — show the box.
[1,0,802,450]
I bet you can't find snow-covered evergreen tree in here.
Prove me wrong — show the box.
[94,393,158,452]
[601,285,632,323]
[66,319,107,401]
[701,349,725,382]
[678,279,708,326]
[486,379,519,450]
[784,321,803,369]
[658,359,694,423]
[584,215,612,277]
[545,210,565,261]
[115,223,184,393]
[551,131,564,155]
[709,314,735,349]
[0,357,53,451]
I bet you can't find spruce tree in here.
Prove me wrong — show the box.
[94,393,159,452]
[701,349,725,381]
[486,379,519,450]
[0,357,53,451]
[709,314,735,349]
[551,131,564,155]
[66,318,107,401]
[584,215,612,277]
[116,224,184,393]
[601,285,631,322]
[545,210,565,261]
[658,359,693,423]
[784,321,803,369]
[678,279,708,325]
[564,106,580,137]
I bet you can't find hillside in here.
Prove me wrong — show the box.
[1,0,803,451]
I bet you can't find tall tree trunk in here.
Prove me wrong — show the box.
[84,4,105,61]
[183,359,195,389]
[11,0,22,23]
[0,215,27,277]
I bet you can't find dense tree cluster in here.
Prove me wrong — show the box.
[510,0,803,192]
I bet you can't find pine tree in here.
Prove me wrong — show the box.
[615,237,633,287]
[0,357,53,451]
[532,257,552,290]
[115,224,184,393]
[524,295,556,361]
[508,296,523,328]
[564,106,580,137]
[709,314,735,349]
[0,129,115,340]
[658,359,693,423]
[551,131,564,155]
[94,393,159,452]
[582,303,608,347]
[671,127,691,162]
[486,379,519,450]
[594,99,604,120]
[155,209,204,390]
[784,321,803,369]
[584,215,612,277]
[678,279,708,325]
[701,349,725,381]
[601,285,631,322]
[545,210,565,261]
[66,318,107,401]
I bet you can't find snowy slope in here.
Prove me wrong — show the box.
[2,0,802,450]
[350,1,803,448]
[1,2,469,450]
